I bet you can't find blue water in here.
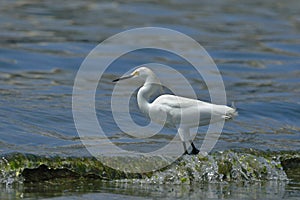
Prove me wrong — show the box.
[0,0,299,199]
[1,0,299,156]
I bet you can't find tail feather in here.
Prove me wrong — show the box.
[225,102,238,120]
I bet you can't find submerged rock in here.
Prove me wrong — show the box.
[22,164,80,182]
[0,150,298,185]
[0,153,143,184]
[143,151,288,184]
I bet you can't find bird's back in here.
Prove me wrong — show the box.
[149,94,236,127]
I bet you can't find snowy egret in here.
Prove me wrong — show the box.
[113,67,237,155]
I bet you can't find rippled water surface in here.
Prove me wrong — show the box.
[0,0,299,199]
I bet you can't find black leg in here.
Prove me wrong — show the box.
[182,142,188,155]
[190,142,199,155]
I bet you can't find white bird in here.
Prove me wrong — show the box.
[113,67,237,155]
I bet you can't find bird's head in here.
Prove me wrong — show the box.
[112,67,155,82]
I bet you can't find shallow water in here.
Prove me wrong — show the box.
[0,0,300,199]
[0,180,297,199]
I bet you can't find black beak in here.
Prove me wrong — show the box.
[112,78,120,82]
[112,74,134,82]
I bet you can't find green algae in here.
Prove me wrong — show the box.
[0,153,145,184]
[143,150,290,184]
[217,160,232,179]
[96,155,172,174]
[0,150,299,185]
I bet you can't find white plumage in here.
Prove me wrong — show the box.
[113,67,237,154]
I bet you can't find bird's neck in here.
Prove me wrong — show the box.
[137,72,162,115]
[137,84,151,115]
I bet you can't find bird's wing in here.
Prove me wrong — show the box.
[152,94,208,109]
[150,95,212,126]
[150,94,236,127]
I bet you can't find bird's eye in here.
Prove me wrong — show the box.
[133,71,139,76]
